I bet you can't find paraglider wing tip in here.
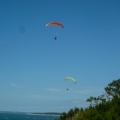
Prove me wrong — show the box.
[46,24,48,27]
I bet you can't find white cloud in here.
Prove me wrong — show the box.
[77,89,92,94]
[10,83,17,87]
[71,98,86,103]
[44,88,62,92]
[77,87,104,94]
[58,106,65,109]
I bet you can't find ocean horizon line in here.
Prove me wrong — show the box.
[0,111,62,116]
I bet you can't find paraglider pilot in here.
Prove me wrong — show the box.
[54,36,57,40]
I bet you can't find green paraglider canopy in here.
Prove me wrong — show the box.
[64,76,76,84]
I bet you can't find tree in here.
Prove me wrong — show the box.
[59,78,120,120]
[105,79,120,98]
[60,112,67,120]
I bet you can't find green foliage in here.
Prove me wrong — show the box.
[59,79,120,120]
[105,79,120,98]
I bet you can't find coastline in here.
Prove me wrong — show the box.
[29,112,61,116]
[0,111,61,116]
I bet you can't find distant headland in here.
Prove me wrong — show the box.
[30,112,62,116]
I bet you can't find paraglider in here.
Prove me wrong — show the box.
[64,76,76,84]
[46,21,64,40]
[64,76,76,91]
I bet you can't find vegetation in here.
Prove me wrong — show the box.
[58,79,120,120]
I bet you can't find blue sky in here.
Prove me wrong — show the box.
[0,0,120,112]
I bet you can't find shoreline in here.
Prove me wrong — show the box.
[28,112,61,116]
[0,111,61,116]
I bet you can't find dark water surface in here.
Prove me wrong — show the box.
[0,112,60,120]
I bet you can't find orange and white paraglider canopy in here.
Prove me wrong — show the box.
[46,21,64,28]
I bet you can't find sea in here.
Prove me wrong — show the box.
[0,112,60,120]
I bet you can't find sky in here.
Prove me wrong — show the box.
[0,0,120,112]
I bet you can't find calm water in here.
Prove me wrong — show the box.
[0,112,60,120]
